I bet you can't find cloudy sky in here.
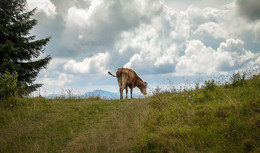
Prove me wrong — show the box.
[26,0,260,96]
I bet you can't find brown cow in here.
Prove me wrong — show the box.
[108,68,148,99]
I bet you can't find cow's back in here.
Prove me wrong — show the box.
[116,68,137,84]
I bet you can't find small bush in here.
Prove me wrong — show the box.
[204,79,217,91]
[200,79,217,102]
[0,71,18,100]
[230,72,246,87]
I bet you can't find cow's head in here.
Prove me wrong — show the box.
[138,82,148,95]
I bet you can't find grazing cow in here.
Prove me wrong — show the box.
[108,68,148,99]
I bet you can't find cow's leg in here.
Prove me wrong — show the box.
[119,81,126,100]
[130,87,133,99]
[119,87,123,99]
[125,86,128,99]
[120,83,126,99]
[121,72,128,99]
[117,78,123,99]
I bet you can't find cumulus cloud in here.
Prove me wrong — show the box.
[194,22,229,39]
[116,6,183,74]
[37,58,72,87]
[27,0,57,17]
[59,0,163,57]
[124,54,143,68]
[109,1,259,76]
[41,73,74,87]
[175,39,259,76]
[175,40,216,76]
[64,52,109,74]
[216,39,256,71]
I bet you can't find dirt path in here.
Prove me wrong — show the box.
[60,100,146,153]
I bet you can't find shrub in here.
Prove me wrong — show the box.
[230,72,246,87]
[200,79,217,102]
[204,79,217,91]
[0,71,18,99]
[0,71,19,100]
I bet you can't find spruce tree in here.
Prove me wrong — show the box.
[0,0,51,93]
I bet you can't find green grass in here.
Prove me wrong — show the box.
[0,74,260,153]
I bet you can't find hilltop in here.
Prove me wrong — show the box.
[0,73,259,152]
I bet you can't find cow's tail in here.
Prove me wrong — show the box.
[108,71,117,77]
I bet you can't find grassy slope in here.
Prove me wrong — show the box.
[0,75,259,153]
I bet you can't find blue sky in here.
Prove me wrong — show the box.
[26,0,260,96]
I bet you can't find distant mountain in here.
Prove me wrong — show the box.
[81,89,140,99]
[81,89,119,99]
[46,94,63,99]
[46,89,141,99]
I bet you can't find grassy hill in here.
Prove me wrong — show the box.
[1,73,260,153]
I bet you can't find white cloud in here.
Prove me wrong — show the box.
[41,73,74,87]
[218,38,245,54]
[185,3,259,42]
[194,22,229,39]
[124,54,143,68]
[154,55,175,68]
[46,58,68,70]
[64,0,153,36]
[175,38,259,76]
[216,39,257,71]
[64,52,110,74]
[59,0,164,57]
[255,56,260,67]
[111,1,260,76]
[201,7,219,20]
[66,6,88,27]
[116,6,183,74]
[36,58,73,89]
[175,40,216,76]
[27,0,57,17]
